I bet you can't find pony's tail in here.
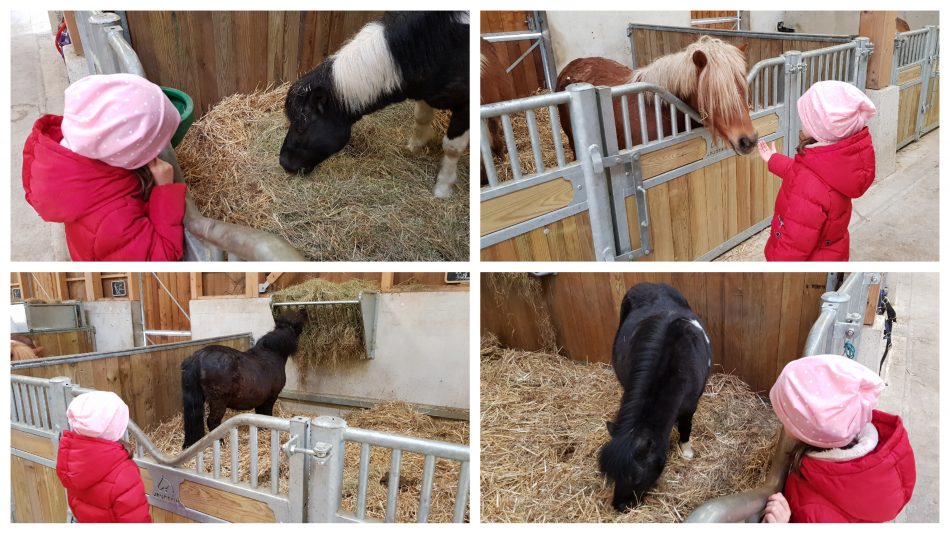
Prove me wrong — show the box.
[181,354,205,449]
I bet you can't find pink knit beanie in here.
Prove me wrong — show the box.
[66,391,129,442]
[61,73,180,169]
[770,355,885,448]
[798,80,876,143]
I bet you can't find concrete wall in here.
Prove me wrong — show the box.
[83,300,139,352]
[189,292,470,410]
[748,11,939,35]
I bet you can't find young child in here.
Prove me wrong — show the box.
[22,73,186,261]
[761,355,915,523]
[757,80,877,261]
[56,391,152,523]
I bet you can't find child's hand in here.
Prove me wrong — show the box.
[762,492,790,523]
[147,157,175,186]
[757,140,778,162]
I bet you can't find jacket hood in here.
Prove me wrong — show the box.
[57,430,131,491]
[797,410,915,522]
[797,127,875,199]
[23,115,142,223]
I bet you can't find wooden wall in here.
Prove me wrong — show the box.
[197,272,467,297]
[481,272,829,392]
[481,11,548,98]
[126,11,383,116]
[11,430,67,523]
[12,336,251,429]
[26,328,96,358]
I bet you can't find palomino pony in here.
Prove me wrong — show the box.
[556,36,758,156]
[181,309,308,449]
[600,283,712,511]
[280,12,469,198]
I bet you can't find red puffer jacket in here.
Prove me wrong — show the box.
[764,127,875,261]
[22,115,186,261]
[56,430,152,523]
[784,410,916,523]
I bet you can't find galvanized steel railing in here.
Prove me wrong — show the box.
[892,25,940,147]
[893,27,931,71]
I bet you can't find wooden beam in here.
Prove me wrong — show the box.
[245,273,260,297]
[265,272,284,285]
[864,282,881,325]
[53,273,69,301]
[84,273,103,301]
[859,11,898,90]
[126,273,141,301]
[380,273,394,291]
[190,273,203,300]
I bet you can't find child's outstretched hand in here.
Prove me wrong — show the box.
[147,157,175,186]
[762,492,790,523]
[757,140,778,163]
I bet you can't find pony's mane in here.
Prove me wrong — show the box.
[253,320,300,357]
[613,312,673,431]
[632,35,748,135]
[331,21,403,114]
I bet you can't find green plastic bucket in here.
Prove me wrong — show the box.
[161,87,195,148]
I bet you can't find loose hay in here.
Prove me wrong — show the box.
[483,273,557,352]
[270,278,380,374]
[480,336,779,523]
[488,89,576,183]
[140,401,469,523]
[177,84,469,261]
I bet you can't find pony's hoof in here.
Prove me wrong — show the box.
[433,183,454,198]
[679,441,694,460]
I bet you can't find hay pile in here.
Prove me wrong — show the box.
[488,90,576,183]
[483,273,557,352]
[177,84,469,261]
[270,278,380,374]
[480,336,779,523]
[141,401,469,523]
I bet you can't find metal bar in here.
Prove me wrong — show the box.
[28,385,40,427]
[104,25,145,76]
[138,273,147,347]
[480,30,542,43]
[230,427,239,483]
[197,450,204,474]
[637,92,648,143]
[480,120,499,187]
[504,39,541,74]
[385,449,402,522]
[37,386,49,430]
[690,16,741,26]
[525,109,545,172]
[287,416,309,522]
[533,11,558,90]
[754,73,760,111]
[10,384,19,424]
[481,91,570,117]
[12,382,25,425]
[249,426,258,489]
[670,102,678,137]
[271,299,359,307]
[142,329,191,337]
[501,113,522,181]
[307,416,347,523]
[417,455,437,523]
[548,105,567,166]
[452,461,470,523]
[213,439,221,479]
[150,273,191,321]
[653,93,663,140]
[343,428,470,463]
[620,95,633,148]
[356,443,371,520]
[271,430,280,494]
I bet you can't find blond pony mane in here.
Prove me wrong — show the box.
[631,36,748,128]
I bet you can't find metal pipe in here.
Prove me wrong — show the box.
[271,300,359,307]
[525,109,545,172]
[481,30,543,43]
[452,461,470,523]
[271,430,280,494]
[385,449,402,522]
[104,26,145,76]
[230,427,239,483]
[138,273,147,347]
[249,426,258,489]
[480,122,499,187]
[343,428,469,462]
[143,330,192,337]
[637,92,648,143]
[620,95,633,148]
[501,113,522,181]
[548,105,567,166]
[356,443,370,519]
[213,439,221,479]
[417,455,437,523]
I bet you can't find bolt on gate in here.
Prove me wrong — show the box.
[892,25,940,148]
[481,37,872,261]
[11,376,469,523]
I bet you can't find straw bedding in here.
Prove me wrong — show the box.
[480,335,779,523]
[270,278,380,374]
[488,90,576,183]
[140,400,469,523]
[483,273,557,352]
[176,84,469,261]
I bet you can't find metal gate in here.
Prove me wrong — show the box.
[11,376,469,523]
[481,37,871,261]
[892,25,940,148]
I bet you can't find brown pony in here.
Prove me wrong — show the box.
[11,335,43,361]
[556,36,758,155]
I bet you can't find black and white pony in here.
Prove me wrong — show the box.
[600,283,712,511]
[280,11,469,198]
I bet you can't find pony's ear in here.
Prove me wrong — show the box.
[691,50,708,73]
[310,86,330,114]
[606,421,616,437]
[736,42,749,55]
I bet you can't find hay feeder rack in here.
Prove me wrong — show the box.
[270,292,380,359]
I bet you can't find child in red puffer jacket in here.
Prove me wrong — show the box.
[22,73,185,261]
[761,355,915,523]
[757,80,876,261]
[57,391,151,523]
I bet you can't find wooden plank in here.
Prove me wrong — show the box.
[685,169,709,257]
[666,176,692,261]
[179,480,277,522]
[859,11,898,90]
[380,273,394,291]
[865,282,881,325]
[723,155,738,239]
[897,64,922,85]
[11,429,56,460]
[481,178,574,235]
[736,152,751,232]
[640,137,707,179]
[12,455,68,522]
[703,161,726,249]
[646,182,674,261]
[752,113,780,137]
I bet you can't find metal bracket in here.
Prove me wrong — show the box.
[589,144,605,174]
[283,435,332,460]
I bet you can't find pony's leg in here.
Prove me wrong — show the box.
[407,100,437,153]
[206,401,227,433]
[255,397,278,417]
[433,110,470,198]
[677,413,696,460]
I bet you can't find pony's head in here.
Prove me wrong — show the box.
[280,61,355,175]
[276,309,309,336]
[599,423,668,511]
[637,36,757,154]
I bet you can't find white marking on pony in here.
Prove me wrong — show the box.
[331,22,403,114]
[687,319,710,344]
[433,131,470,198]
[679,440,694,460]
[407,100,437,152]
[452,12,470,25]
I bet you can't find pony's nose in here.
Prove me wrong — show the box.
[738,135,757,153]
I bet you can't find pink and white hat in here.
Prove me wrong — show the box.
[66,391,130,442]
[798,80,876,143]
[770,355,885,448]
[61,73,180,169]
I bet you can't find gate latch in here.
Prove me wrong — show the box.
[282,436,333,459]
[589,144,605,174]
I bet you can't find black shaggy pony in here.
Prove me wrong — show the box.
[599,283,712,511]
[181,309,308,449]
[280,11,469,198]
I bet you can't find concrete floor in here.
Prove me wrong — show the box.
[716,130,939,262]
[872,272,939,522]
[11,10,70,261]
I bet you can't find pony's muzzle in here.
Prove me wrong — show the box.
[736,134,758,155]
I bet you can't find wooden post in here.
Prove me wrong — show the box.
[859,11,898,90]
[63,12,84,55]
[53,273,69,301]
[380,273,394,291]
[126,273,141,301]
[84,273,103,300]
[864,282,881,325]
[245,273,260,297]
[190,273,203,300]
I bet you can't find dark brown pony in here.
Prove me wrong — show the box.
[480,39,516,183]
[556,36,758,155]
[181,309,308,449]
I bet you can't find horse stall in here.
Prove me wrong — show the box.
[10,302,96,357]
[11,274,471,523]
[892,25,940,149]
[480,22,872,261]
[480,272,883,522]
